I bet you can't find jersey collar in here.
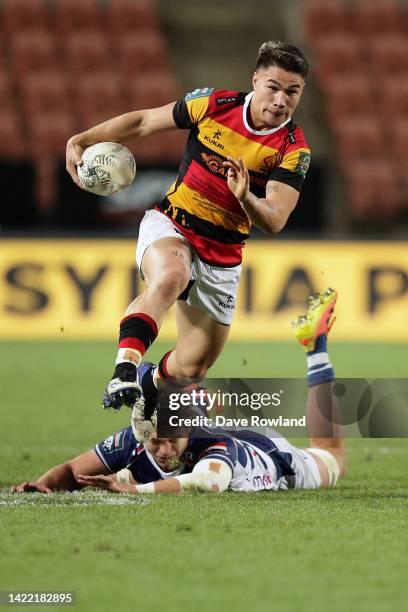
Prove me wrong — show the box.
[243,91,291,136]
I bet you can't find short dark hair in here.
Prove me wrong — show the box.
[255,41,309,78]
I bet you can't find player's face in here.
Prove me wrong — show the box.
[146,437,189,471]
[251,65,305,129]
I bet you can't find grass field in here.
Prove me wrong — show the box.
[1,340,408,612]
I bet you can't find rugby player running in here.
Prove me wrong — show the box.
[66,41,311,417]
[12,290,345,495]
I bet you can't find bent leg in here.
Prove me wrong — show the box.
[293,289,346,486]
[305,383,346,483]
[103,236,192,410]
[128,237,192,327]
[163,300,230,382]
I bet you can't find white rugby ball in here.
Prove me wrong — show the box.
[77,142,136,196]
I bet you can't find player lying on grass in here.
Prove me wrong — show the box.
[11,289,345,495]
[65,41,311,416]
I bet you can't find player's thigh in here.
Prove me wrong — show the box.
[174,300,230,367]
[141,237,192,288]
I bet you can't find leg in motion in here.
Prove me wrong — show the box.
[103,237,192,410]
[156,300,231,387]
[292,288,346,487]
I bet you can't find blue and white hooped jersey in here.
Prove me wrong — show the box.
[95,428,183,484]
[95,426,297,491]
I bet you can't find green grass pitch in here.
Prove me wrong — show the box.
[1,340,407,612]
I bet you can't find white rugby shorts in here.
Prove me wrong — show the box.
[135,209,242,325]
[290,445,339,489]
[272,435,323,489]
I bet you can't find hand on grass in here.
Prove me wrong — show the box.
[11,482,52,494]
[76,474,133,494]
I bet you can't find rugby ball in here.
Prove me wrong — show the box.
[77,142,136,196]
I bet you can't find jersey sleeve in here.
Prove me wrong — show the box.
[196,437,237,472]
[269,126,311,192]
[94,427,136,473]
[172,87,214,129]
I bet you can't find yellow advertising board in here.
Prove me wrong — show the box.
[0,239,407,341]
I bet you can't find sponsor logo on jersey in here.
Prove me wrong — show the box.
[185,87,214,101]
[102,435,114,452]
[216,96,237,105]
[296,152,311,177]
[203,129,225,150]
[252,473,274,488]
[200,153,227,176]
[102,431,125,453]
[288,132,296,144]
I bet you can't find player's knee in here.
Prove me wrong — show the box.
[149,269,189,303]
[177,360,213,379]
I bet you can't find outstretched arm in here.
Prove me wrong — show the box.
[11,450,110,493]
[223,156,299,235]
[77,458,232,495]
[66,102,177,189]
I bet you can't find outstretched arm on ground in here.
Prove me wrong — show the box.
[11,450,111,493]
[77,458,232,495]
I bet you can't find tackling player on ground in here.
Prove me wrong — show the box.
[12,289,345,495]
[65,41,311,416]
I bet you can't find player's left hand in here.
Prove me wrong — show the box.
[76,474,133,494]
[223,156,250,203]
[10,481,52,494]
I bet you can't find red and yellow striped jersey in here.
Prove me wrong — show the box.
[156,88,311,266]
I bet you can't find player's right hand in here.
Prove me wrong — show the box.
[11,482,52,494]
[102,378,142,410]
[66,136,85,190]
[223,156,250,203]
